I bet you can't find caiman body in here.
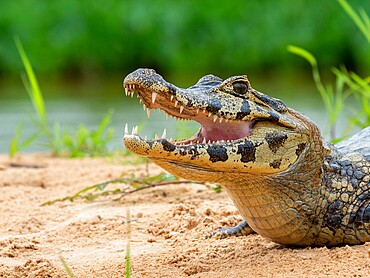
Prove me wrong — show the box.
[123,68,370,246]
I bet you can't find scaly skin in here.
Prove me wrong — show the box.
[122,68,370,246]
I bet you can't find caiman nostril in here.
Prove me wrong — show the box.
[136,68,157,75]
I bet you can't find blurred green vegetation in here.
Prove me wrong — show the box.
[0,0,369,81]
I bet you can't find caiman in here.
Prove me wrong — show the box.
[122,68,370,247]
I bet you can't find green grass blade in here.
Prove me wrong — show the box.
[287,45,327,99]
[18,132,40,150]
[59,256,76,278]
[125,208,131,278]
[287,45,317,67]
[360,9,370,31]
[14,36,47,126]
[350,72,370,95]
[338,0,370,44]
[9,122,23,157]
[9,122,39,157]
[96,110,113,138]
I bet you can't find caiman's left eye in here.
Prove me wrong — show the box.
[232,81,248,95]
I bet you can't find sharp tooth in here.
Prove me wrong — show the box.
[169,137,173,141]
[136,94,139,98]
[154,134,159,140]
[208,112,212,117]
[139,99,143,104]
[161,128,167,139]
[170,95,174,101]
[179,105,184,114]
[146,108,151,119]
[208,140,211,144]
[225,119,229,123]
[152,92,157,103]
[132,126,138,135]
[124,123,129,134]
[196,108,200,114]
[213,115,218,122]
[174,100,178,107]
[144,135,147,141]
[202,138,207,144]
[219,117,223,123]
[146,108,150,119]
[203,109,207,114]
[130,91,135,97]
[124,88,128,96]
[165,113,170,120]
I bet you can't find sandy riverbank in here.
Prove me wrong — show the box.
[0,154,369,277]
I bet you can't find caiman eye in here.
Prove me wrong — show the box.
[232,81,248,95]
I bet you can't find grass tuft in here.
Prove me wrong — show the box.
[14,36,47,128]
[288,0,370,141]
[12,37,115,157]
[287,45,347,140]
[52,110,115,157]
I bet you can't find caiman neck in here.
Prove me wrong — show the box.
[219,110,327,245]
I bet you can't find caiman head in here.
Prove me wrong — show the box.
[123,68,323,184]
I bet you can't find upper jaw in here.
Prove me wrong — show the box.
[123,69,254,144]
[123,68,249,124]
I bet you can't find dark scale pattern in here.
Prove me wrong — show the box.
[323,200,343,230]
[161,140,176,152]
[320,156,370,244]
[269,158,282,169]
[187,146,201,160]
[207,145,228,163]
[253,92,287,112]
[235,100,251,120]
[266,110,282,124]
[265,132,288,153]
[352,201,370,224]
[205,98,223,115]
[296,143,306,157]
[236,140,261,163]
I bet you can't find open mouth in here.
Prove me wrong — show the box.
[123,83,254,146]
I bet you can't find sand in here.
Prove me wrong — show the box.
[1,153,370,277]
